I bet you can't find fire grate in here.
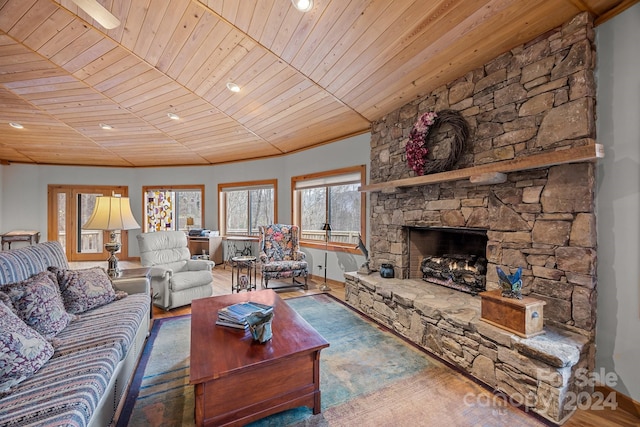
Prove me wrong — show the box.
[407,226,488,294]
[421,254,486,295]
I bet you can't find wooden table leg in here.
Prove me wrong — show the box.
[313,351,322,414]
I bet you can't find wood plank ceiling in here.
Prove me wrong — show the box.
[0,0,635,167]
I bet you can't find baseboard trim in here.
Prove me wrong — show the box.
[595,384,640,417]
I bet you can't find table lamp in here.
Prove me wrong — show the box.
[83,196,140,278]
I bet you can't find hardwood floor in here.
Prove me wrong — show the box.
[151,264,346,320]
[122,262,639,426]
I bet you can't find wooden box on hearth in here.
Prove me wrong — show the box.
[480,290,546,338]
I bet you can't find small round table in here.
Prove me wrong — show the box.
[224,236,256,268]
[231,256,257,293]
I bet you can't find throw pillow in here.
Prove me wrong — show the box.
[48,267,123,314]
[0,271,74,340]
[0,301,54,393]
[0,292,14,312]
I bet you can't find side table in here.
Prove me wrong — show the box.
[111,267,152,321]
[224,236,257,268]
[230,256,257,293]
[1,230,40,250]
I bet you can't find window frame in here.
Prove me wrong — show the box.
[218,179,278,237]
[47,185,132,262]
[292,165,366,254]
[141,185,205,233]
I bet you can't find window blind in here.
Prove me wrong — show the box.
[220,184,274,192]
[294,172,362,190]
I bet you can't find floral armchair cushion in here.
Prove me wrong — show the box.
[259,224,305,263]
[259,224,308,288]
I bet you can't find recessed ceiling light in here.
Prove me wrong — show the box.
[226,82,240,93]
[291,0,313,12]
[99,123,113,130]
[167,112,180,120]
[9,122,24,129]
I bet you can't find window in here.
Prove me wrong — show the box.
[218,180,277,236]
[47,185,132,262]
[292,166,366,251]
[142,185,204,232]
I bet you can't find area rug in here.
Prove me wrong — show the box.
[117,294,547,426]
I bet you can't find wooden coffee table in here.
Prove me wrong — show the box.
[189,289,330,427]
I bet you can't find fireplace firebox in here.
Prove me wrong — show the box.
[407,227,488,295]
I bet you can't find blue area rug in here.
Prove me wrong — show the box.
[117,294,545,426]
[247,294,433,426]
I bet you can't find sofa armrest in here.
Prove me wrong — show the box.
[185,259,214,271]
[295,250,307,261]
[112,277,150,295]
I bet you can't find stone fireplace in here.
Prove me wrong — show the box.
[344,12,599,425]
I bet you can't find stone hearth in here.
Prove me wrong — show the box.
[344,273,590,424]
[348,12,599,425]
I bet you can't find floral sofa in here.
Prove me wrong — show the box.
[0,241,150,427]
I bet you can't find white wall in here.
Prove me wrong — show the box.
[595,3,640,402]
[0,133,370,282]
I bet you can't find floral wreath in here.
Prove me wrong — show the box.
[406,109,469,175]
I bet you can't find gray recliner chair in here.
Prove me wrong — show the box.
[137,231,214,310]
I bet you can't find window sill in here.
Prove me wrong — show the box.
[223,235,259,241]
[301,240,359,255]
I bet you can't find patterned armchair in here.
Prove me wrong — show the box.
[259,224,308,289]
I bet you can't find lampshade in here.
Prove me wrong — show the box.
[83,196,139,278]
[83,196,140,231]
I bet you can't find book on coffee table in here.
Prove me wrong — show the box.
[216,302,273,329]
[215,318,249,329]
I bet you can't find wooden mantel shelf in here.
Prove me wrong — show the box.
[360,141,604,192]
